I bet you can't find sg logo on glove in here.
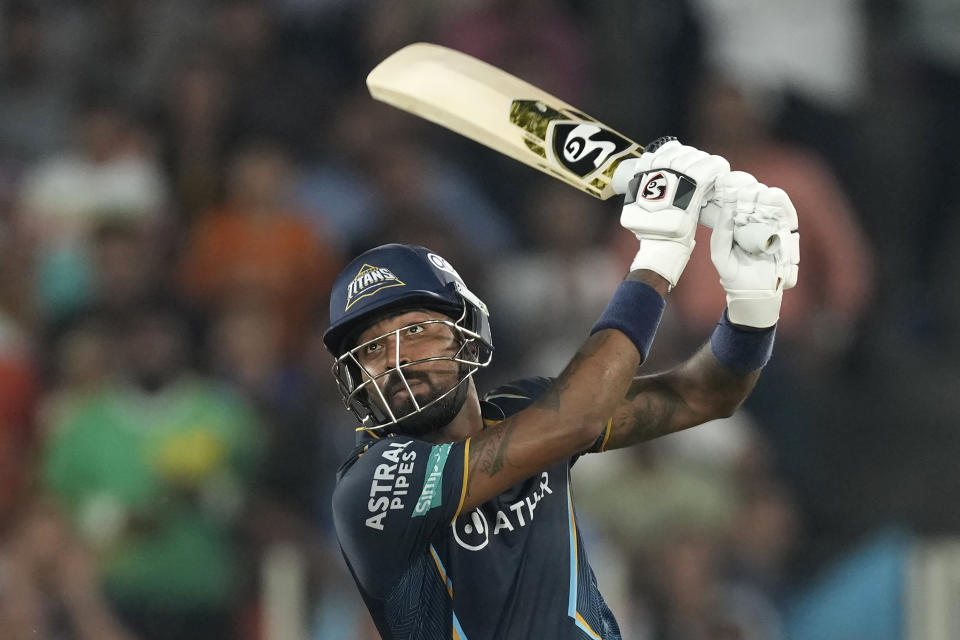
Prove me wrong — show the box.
[641,173,668,201]
[627,169,697,211]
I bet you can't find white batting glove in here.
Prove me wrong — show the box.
[614,138,730,288]
[710,171,800,328]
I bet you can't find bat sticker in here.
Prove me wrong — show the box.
[547,122,634,178]
[509,100,635,181]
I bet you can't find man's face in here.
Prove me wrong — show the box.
[353,309,464,431]
[125,313,188,393]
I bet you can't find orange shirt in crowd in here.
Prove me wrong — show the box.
[179,209,342,351]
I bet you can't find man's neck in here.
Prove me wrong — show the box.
[422,384,484,444]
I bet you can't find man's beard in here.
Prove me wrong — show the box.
[381,366,470,437]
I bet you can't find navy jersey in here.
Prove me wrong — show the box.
[332,377,621,640]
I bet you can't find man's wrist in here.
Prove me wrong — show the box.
[592,280,666,360]
[625,268,671,297]
[711,309,776,372]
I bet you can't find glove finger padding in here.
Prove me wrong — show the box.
[734,181,767,227]
[651,141,702,169]
[710,171,800,328]
[784,264,799,291]
[757,187,800,291]
[712,171,762,217]
[755,187,798,231]
[706,171,781,255]
[745,187,798,257]
[709,184,737,272]
[778,230,800,290]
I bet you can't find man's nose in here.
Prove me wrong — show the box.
[384,332,410,369]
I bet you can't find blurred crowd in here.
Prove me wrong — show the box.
[0,1,957,639]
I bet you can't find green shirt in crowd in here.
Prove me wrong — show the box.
[43,375,262,610]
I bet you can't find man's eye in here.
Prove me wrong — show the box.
[407,325,425,335]
[364,342,382,354]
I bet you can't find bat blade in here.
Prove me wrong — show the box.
[366,42,643,200]
[367,43,781,256]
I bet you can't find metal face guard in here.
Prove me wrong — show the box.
[332,309,492,433]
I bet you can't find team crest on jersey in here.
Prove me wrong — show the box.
[345,264,405,311]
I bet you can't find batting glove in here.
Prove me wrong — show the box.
[614,138,730,288]
[710,171,800,328]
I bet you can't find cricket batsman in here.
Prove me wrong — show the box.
[323,139,800,639]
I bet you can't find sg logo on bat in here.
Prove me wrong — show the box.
[547,122,633,178]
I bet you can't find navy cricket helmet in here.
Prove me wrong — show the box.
[323,244,493,431]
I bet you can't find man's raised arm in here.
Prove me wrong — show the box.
[599,170,801,451]
[459,141,735,512]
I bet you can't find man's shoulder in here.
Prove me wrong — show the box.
[332,435,464,524]
[335,435,421,487]
[481,376,555,421]
[332,434,470,582]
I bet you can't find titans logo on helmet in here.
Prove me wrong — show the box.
[345,264,405,311]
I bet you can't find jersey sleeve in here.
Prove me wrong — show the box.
[483,376,610,457]
[481,376,553,418]
[332,437,469,594]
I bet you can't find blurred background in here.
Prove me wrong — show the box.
[0,0,957,638]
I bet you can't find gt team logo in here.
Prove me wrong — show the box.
[641,172,668,201]
[345,264,405,311]
[547,122,633,178]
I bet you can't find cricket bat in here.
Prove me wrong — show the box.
[366,42,639,201]
[367,42,779,251]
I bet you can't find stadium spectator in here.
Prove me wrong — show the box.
[0,501,139,640]
[153,49,235,222]
[436,0,592,106]
[0,2,76,163]
[0,2,948,639]
[673,75,874,368]
[0,309,36,522]
[210,0,323,152]
[41,299,262,640]
[62,0,210,105]
[179,140,340,354]
[690,0,869,177]
[898,0,960,344]
[486,178,624,378]
[15,97,168,324]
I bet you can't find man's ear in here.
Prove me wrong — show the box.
[464,341,480,360]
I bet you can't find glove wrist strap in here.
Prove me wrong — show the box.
[630,240,695,289]
[725,289,783,328]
